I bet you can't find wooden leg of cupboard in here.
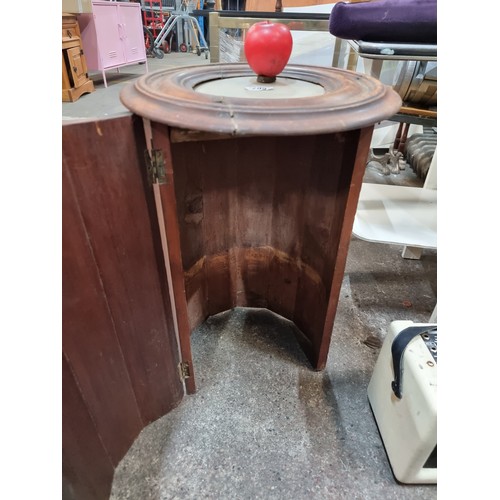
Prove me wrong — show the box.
[62,52,95,102]
[62,78,95,103]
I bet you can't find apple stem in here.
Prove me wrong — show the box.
[257,75,276,84]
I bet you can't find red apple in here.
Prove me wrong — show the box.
[244,21,293,83]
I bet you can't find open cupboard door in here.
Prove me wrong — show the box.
[62,114,194,500]
[142,118,197,395]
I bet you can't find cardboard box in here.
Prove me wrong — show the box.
[62,0,92,14]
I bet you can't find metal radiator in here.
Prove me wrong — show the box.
[366,127,436,181]
[404,129,437,181]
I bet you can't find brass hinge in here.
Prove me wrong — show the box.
[178,361,191,380]
[144,148,167,185]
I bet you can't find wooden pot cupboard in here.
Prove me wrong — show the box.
[63,64,401,499]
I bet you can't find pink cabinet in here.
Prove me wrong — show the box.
[79,1,148,87]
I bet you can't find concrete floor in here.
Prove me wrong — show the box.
[63,52,437,500]
[109,240,437,500]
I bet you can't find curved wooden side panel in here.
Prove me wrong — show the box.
[63,115,184,499]
[63,354,115,500]
[165,128,372,369]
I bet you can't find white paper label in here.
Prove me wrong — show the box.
[245,86,274,92]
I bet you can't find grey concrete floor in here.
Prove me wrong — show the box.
[109,238,437,500]
[63,53,437,499]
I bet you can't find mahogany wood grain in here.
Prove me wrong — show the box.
[150,120,197,394]
[63,115,185,498]
[63,116,184,423]
[62,162,143,464]
[315,126,374,367]
[156,129,373,369]
[62,354,114,500]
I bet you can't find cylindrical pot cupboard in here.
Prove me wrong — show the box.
[121,63,402,393]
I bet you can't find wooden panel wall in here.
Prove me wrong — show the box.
[62,115,184,499]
